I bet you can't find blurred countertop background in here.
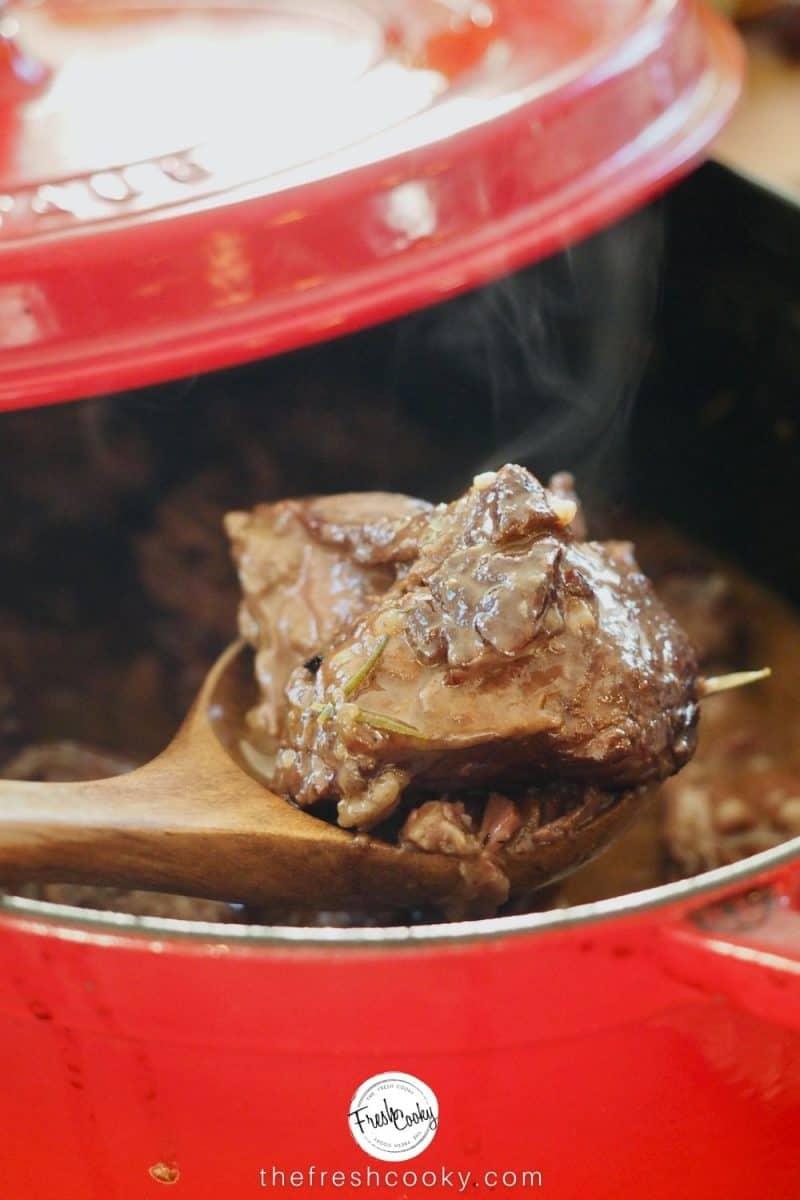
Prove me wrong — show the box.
[712,0,800,197]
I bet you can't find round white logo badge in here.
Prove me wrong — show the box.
[348,1072,439,1161]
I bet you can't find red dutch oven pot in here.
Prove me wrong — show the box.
[1,847,800,1197]
[6,3,796,1198]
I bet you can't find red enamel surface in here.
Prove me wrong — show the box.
[2,7,787,1194]
[1,857,799,1196]
[0,0,742,409]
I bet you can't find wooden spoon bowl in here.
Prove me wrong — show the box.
[0,642,642,917]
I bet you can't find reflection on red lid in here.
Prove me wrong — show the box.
[0,0,743,410]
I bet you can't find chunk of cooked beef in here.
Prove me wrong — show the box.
[398,791,526,859]
[397,798,511,914]
[395,784,624,916]
[273,465,699,830]
[225,492,430,742]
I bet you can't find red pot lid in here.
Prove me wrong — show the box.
[0,0,742,410]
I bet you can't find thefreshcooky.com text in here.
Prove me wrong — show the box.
[258,1165,543,1191]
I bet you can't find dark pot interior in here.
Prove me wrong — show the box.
[0,161,797,924]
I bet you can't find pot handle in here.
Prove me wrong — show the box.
[658,856,800,1031]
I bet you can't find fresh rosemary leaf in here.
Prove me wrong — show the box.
[355,708,426,738]
[342,635,389,699]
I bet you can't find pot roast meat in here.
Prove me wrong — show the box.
[395,783,634,915]
[226,492,430,741]
[273,465,699,831]
[397,791,525,893]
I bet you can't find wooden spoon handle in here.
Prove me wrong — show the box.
[0,764,468,911]
[0,769,295,905]
[0,767,205,889]
[0,643,469,911]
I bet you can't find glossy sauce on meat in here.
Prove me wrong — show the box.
[272,466,698,832]
[226,492,430,741]
[4,463,794,926]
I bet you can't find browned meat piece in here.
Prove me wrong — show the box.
[662,691,800,874]
[400,798,483,856]
[398,781,648,916]
[226,492,430,742]
[398,788,587,859]
[398,797,510,913]
[274,465,699,830]
[479,792,524,848]
[1,741,243,921]
[397,786,606,915]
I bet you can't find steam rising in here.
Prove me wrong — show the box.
[392,204,664,510]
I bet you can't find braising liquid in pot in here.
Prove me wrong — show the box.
[1,503,797,925]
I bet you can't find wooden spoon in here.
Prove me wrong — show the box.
[0,642,655,916]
